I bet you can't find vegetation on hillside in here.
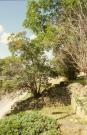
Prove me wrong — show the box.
[0,0,87,134]
[0,0,87,97]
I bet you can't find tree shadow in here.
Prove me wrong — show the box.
[42,83,71,106]
[52,112,66,115]
[7,83,71,115]
[56,112,75,120]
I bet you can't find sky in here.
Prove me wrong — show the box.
[0,0,33,58]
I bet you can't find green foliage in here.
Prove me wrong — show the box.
[23,0,60,34]
[0,112,60,135]
[8,32,52,97]
[61,0,80,9]
[24,0,87,80]
[0,56,24,94]
[1,0,87,97]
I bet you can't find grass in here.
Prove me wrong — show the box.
[26,105,76,124]
[38,105,87,125]
[39,105,73,119]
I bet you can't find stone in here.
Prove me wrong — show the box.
[68,83,87,118]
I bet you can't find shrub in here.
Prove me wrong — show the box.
[0,111,61,135]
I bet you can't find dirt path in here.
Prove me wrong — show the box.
[60,120,87,135]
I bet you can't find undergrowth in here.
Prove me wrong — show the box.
[0,111,61,135]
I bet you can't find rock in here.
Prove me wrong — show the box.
[77,72,86,77]
[68,83,87,118]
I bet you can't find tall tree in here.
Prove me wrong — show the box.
[24,0,87,79]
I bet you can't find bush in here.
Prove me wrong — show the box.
[0,111,61,135]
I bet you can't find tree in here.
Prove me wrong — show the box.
[53,0,87,78]
[8,32,51,97]
[23,0,87,80]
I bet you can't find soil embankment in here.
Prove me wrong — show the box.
[0,92,27,118]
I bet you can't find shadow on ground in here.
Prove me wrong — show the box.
[7,84,71,115]
[56,112,75,120]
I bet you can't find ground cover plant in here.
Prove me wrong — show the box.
[0,111,61,135]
